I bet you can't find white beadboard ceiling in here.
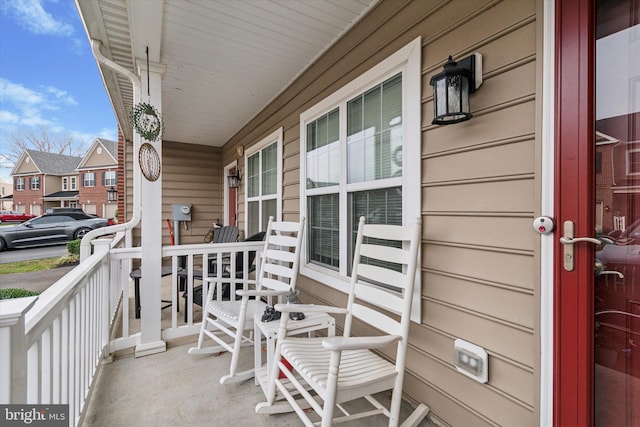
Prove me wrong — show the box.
[77,0,378,147]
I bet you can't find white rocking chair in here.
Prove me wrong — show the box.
[188,216,305,385]
[256,216,429,427]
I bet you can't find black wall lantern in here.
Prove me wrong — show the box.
[227,170,241,189]
[107,186,118,202]
[430,53,483,125]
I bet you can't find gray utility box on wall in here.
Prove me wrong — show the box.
[172,204,192,222]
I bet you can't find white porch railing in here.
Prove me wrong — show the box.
[109,240,264,350]
[1,236,263,426]
[0,234,125,426]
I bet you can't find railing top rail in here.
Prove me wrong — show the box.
[162,241,264,257]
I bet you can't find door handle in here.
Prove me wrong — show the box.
[560,236,603,245]
[560,221,604,271]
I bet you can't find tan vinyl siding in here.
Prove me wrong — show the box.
[44,175,61,193]
[219,0,541,425]
[15,160,38,174]
[82,147,116,168]
[162,141,222,245]
[128,140,222,247]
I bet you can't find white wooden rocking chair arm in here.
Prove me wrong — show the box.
[273,303,349,315]
[322,335,401,351]
[235,289,288,298]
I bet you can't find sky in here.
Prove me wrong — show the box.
[0,0,117,180]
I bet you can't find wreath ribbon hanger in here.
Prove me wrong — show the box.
[131,46,164,142]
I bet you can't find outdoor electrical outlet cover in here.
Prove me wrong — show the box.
[454,339,488,383]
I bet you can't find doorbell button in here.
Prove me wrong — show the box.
[533,216,555,234]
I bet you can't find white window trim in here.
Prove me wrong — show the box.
[62,177,68,191]
[105,170,117,186]
[224,160,237,226]
[84,172,96,187]
[299,37,422,317]
[70,176,77,191]
[16,177,25,191]
[626,148,640,176]
[243,127,284,231]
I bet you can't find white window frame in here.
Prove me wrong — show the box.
[70,176,77,190]
[84,172,96,187]
[244,128,283,234]
[62,177,68,191]
[224,161,237,226]
[105,170,117,186]
[299,37,422,314]
[16,177,25,191]
[31,176,40,190]
[626,148,640,176]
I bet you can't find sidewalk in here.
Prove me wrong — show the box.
[0,265,76,293]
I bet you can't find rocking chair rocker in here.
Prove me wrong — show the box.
[188,216,305,385]
[255,216,429,427]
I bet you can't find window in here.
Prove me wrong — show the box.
[30,176,40,190]
[16,177,24,191]
[626,149,640,175]
[84,172,96,187]
[245,128,283,236]
[70,176,77,190]
[104,171,117,186]
[300,37,421,293]
[62,177,68,191]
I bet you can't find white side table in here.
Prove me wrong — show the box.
[254,311,335,395]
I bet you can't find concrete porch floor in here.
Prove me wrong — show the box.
[83,336,437,426]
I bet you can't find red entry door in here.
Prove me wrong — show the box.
[555,0,640,425]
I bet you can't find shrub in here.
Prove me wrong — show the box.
[0,288,40,300]
[67,239,81,256]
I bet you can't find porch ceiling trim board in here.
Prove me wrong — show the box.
[78,0,380,147]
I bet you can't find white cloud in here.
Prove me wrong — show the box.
[44,86,78,106]
[0,110,20,124]
[98,128,118,141]
[1,0,74,37]
[0,79,44,105]
[0,78,79,126]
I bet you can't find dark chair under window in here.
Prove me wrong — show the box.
[181,231,266,322]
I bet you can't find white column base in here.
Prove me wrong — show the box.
[134,340,166,358]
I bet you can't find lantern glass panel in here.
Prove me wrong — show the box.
[435,78,447,119]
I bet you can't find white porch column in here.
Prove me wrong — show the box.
[135,61,166,357]
[0,296,37,403]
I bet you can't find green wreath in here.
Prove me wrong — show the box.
[130,102,164,141]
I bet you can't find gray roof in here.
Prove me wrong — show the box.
[43,190,80,199]
[97,138,118,159]
[26,150,82,175]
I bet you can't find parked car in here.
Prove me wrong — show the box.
[45,207,97,217]
[0,210,36,223]
[0,212,110,251]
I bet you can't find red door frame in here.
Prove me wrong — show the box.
[553,0,595,425]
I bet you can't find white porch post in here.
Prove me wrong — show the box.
[135,61,166,357]
[0,296,37,403]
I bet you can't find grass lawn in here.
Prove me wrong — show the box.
[0,256,77,274]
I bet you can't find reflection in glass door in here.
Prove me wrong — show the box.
[593,0,640,424]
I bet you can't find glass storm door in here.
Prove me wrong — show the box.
[555,0,640,425]
[593,0,640,424]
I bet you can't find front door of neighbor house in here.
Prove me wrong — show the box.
[555,0,640,425]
